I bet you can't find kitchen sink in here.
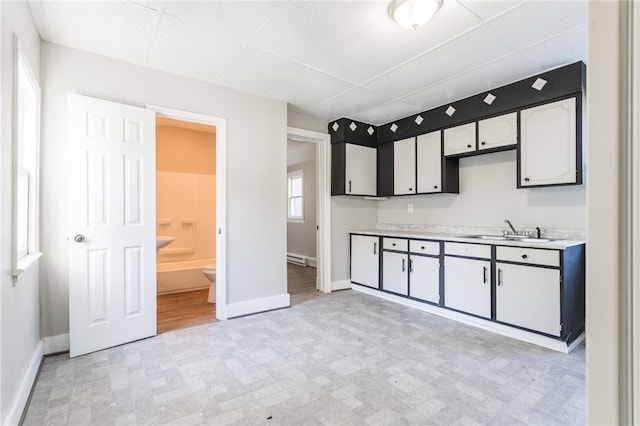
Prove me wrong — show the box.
[463,235,552,243]
[464,235,507,241]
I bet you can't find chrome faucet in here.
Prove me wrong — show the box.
[504,219,518,236]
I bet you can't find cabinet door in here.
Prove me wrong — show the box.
[382,251,409,295]
[478,112,517,151]
[444,122,476,156]
[345,143,377,195]
[393,138,416,195]
[520,97,577,186]
[496,263,561,336]
[409,255,440,303]
[416,131,442,194]
[351,235,379,288]
[444,256,491,318]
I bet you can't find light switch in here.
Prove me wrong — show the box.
[408,204,413,213]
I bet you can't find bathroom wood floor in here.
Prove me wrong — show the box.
[157,264,317,334]
[157,289,215,334]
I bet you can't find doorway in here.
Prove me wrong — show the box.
[148,105,228,320]
[286,138,318,297]
[286,127,331,294]
[155,117,217,333]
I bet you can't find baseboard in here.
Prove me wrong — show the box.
[226,293,290,319]
[351,284,573,353]
[3,341,43,426]
[43,333,70,355]
[331,279,352,291]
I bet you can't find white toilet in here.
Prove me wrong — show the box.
[203,264,216,303]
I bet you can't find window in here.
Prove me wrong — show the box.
[288,170,304,222]
[14,40,41,267]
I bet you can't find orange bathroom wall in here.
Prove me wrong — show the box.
[156,122,216,263]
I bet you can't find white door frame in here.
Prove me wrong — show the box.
[147,105,228,319]
[287,126,331,294]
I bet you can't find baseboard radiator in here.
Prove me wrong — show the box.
[286,253,308,266]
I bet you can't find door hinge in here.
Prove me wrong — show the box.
[560,323,563,334]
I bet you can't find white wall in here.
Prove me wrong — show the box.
[40,42,288,336]
[378,150,586,232]
[586,2,621,424]
[287,160,317,258]
[0,1,42,424]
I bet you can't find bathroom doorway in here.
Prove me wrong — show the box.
[286,137,319,297]
[155,116,217,333]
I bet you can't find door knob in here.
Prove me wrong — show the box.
[74,234,86,243]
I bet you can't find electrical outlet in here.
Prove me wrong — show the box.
[407,204,413,213]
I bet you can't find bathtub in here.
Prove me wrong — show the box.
[156,258,215,295]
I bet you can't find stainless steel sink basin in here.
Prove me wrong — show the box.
[462,235,507,241]
[463,235,553,243]
[519,238,551,243]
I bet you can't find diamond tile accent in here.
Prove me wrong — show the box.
[414,115,424,125]
[390,123,398,133]
[531,78,548,91]
[332,122,339,132]
[349,122,357,132]
[367,126,374,136]
[483,93,496,105]
[445,106,456,117]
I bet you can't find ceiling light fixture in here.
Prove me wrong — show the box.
[388,0,443,30]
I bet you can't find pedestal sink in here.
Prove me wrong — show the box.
[156,236,174,253]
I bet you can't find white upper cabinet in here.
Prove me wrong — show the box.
[478,112,517,151]
[393,138,416,195]
[416,131,442,194]
[520,97,578,187]
[444,122,476,156]
[345,143,377,195]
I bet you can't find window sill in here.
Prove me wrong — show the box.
[287,218,305,224]
[14,252,43,283]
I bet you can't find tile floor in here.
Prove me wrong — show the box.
[23,290,585,425]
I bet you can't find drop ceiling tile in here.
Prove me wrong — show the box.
[487,0,587,50]
[364,25,516,98]
[524,25,587,68]
[316,0,482,84]
[404,52,542,111]
[216,46,308,97]
[161,1,282,42]
[456,0,526,21]
[249,1,385,66]
[352,100,423,126]
[33,1,161,65]
[146,15,244,83]
[270,69,354,110]
[28,2,54,40]
[308,87,393,122]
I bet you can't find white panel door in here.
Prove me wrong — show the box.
[444,256,491,318]
[68,94,156,357]
[393,137,416,195]
[382,252,408,295]
[478,112,517,151]
[345,143,376,195]
[409,255,439,303]
[351,235,379,288]
[443,122,476,156]
[520,97,577,186]
[496,263,561,336]
[416,131,442,193]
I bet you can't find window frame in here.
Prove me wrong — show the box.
[287,169,304,223]
[12,37,42,280]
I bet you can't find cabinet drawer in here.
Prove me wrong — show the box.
[444,242,491,259]
[409,240,439,256]
[383,238,408,251]
[496,246,559,267]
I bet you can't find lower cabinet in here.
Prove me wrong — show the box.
[496,262,561,336]
[408,255,440,304]
[444,256,491,318]
[350,235,379,288]
[382,251,408,295]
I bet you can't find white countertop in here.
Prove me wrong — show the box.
[350,229,585,249]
